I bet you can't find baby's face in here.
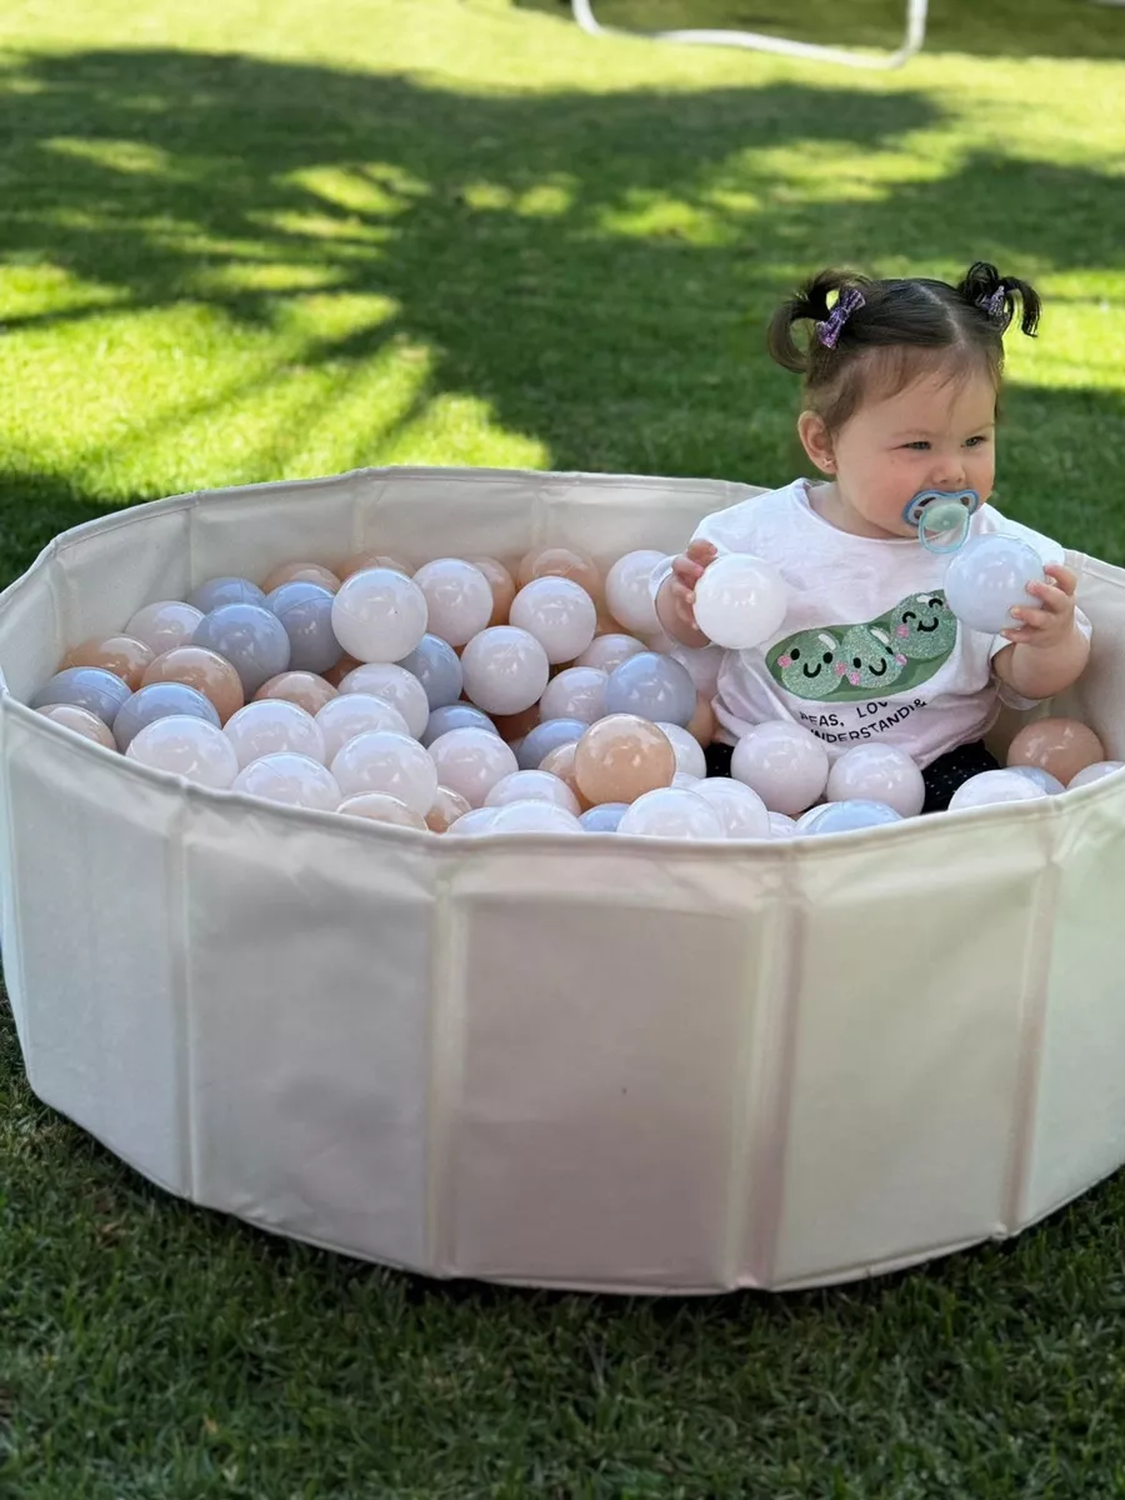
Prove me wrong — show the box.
[830,369,997,541]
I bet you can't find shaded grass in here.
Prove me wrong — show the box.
[1,0,1125,1493]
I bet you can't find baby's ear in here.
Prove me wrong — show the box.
[797,410,835,474]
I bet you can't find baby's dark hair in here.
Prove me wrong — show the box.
[766,262,1041,433]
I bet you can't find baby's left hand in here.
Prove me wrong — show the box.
[1002,564,1078,647]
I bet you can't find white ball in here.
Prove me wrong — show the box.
[655,722,708,780]
[125,600,204,655]
[692,553,788,651]
[605,550,666,634]
[538,667,608,725]
[428,727,519,807]
[672,771,702,789]
[795,806,828,832]
[618,787,726,841]
[412,558,493,647]
[731,722,829,815]
[576,634,646,674]
[223,699,326,768]
[509,577,597,664]
[943,535,1046,634]
[460,627,550,716]
[826,743,925,818]
[484,770,581,814]
[1010,765,1066,795]
[1067,760,1125,790]
[337,663,429,739]
[768,812,799,840]
[125,716,240,789]
[449,807,500,836]
[487,801,584,835]
[314,693,412,763]
[947,769,1048,811]
[232,753,341,811]
[692,777,770,840]
[331,568,428,663]
[330,730,439,815]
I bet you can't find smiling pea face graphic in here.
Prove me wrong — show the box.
[888,592,958,660]
[837,624,908,690]
[774,630,843,699]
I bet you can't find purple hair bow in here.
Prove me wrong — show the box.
[815,287,865,350]
[978,286,1007,319]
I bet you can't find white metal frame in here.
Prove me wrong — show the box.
[570,0,928,69]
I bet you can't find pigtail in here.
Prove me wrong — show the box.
[959,261,1041,338]
[766,269,866,371]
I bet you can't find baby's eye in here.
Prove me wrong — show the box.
[903,441,931,451]
[964,435,989,448]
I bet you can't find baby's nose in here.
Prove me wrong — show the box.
[930,453,966,489]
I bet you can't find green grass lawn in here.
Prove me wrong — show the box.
[2,0,1125,1492]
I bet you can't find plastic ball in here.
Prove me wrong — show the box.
[32,666,133,725]
[948,770,1049,811]
[604,550,666,635]
[730,722,829,816]
[485,770,581,815]
[516,718,587,771]
[539,742,587,806]
[487,801,584,836]
[331,731,439,814]
[517,545,601,597]
[509,576,598,665]
[125,600,204,655]
[428,727,518,808]
[944,534,1046,634]
[491,704,541,744]
[64,636,154,691]
[255,672,338,716]
[460,626,550,716]
[426,785,473,833]
[412,559,493,647]
[193,604,291,696]
[808,800,904,835]
[396,635,463,710]
[338,551,412,581]
[315,693,411,763]
[579,803,628,833]
[142,646,245,724]
[603,652,696,728]
[538,666,608,725]
[573,715,676,806]
[232,753,341,811]
[671,771,701,789]
[769,812,799,840]
[465,556,518,627]
[447,807,500,837]
[261,561,340,594]
[35,702,117,750]
[331,568,428,664]
[266,582,341,674]
[692,553,788,651]
[422,703,499,747]
[224,700,326,768]
[1009,765,1065,795]
[336,793,427,830]
[187,576,267,613]
[826,744,925,818]
[692,778,770,840]
[113,681,221,752]
[655,722,708,780]
[1068,761,1125,790]
[576,634,646,674]
[324,655,362,688]
[126,715,240,789]
[617,787,726,840]
[1007,717,1105,786]
[795,806,828,833]
[337,663,430,739]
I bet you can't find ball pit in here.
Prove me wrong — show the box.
[2,465,1125,1294]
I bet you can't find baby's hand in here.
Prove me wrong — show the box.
[669,540,718,634]
[1002,564,1078,647]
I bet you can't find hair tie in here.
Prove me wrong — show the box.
[815,287,865,350]
[978,286,1006,319]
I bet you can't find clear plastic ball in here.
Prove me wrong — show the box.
[617,787,726,840]
[426,785,473,833]
[412,558,494,647]
[460,627,550,716]
[944,535,1046,634]
[126,600,204,655]
[193,604,292,696]
[337,663,430,739]
[730,722,829,815]
[428,727,518,807]
[509,576,597,665]
[331,568,428,664]
[232,753,341,811]
[126,715,240,789]
[605,550,666,634]
[330,731,439,815]
[224,700,326,768]
[692,552,788,651]
[315,693,412,763]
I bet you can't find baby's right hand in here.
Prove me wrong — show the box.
[668,540,718,633]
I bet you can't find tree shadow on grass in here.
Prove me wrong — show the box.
[0,47,1122,571]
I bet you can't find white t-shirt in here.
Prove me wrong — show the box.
[661,477,1088,768]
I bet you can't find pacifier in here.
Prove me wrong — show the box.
[902,489,981,554]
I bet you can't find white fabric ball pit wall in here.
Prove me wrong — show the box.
[2,465,1125,1295]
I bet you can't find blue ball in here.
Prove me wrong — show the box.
[266,582,340,674]
[580,803,628,833]
[114,681,221,752]
[397,635,463,710]
[193,604,291,695]
[603,652,696,728]
[422,703,498,747]
[31,667,132,726]
[517,718,587,771]
[188,576,267,614]
[809,800,903,835]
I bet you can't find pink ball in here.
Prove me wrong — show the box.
[331,568,428,663]
[731,722,829,815]
[126,716,240,789]
[428,727,518,807]
[509,577,597,664]
[538,667,608,725]
[692,777,770,839]
[330,731,439,815]
[484,770,581,814]
[605,550,666,635]
[460,627,550,716]
[576,634,646,674]
[617,787,725,841]
[826,744,925,818]
[315,693,412,763]
[487,801,584,835]
[337,663,429,738]
[223,700,326,768]
[412,558,493,647]
[232,753,341,811]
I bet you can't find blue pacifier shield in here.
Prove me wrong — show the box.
[902,489,981,553]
